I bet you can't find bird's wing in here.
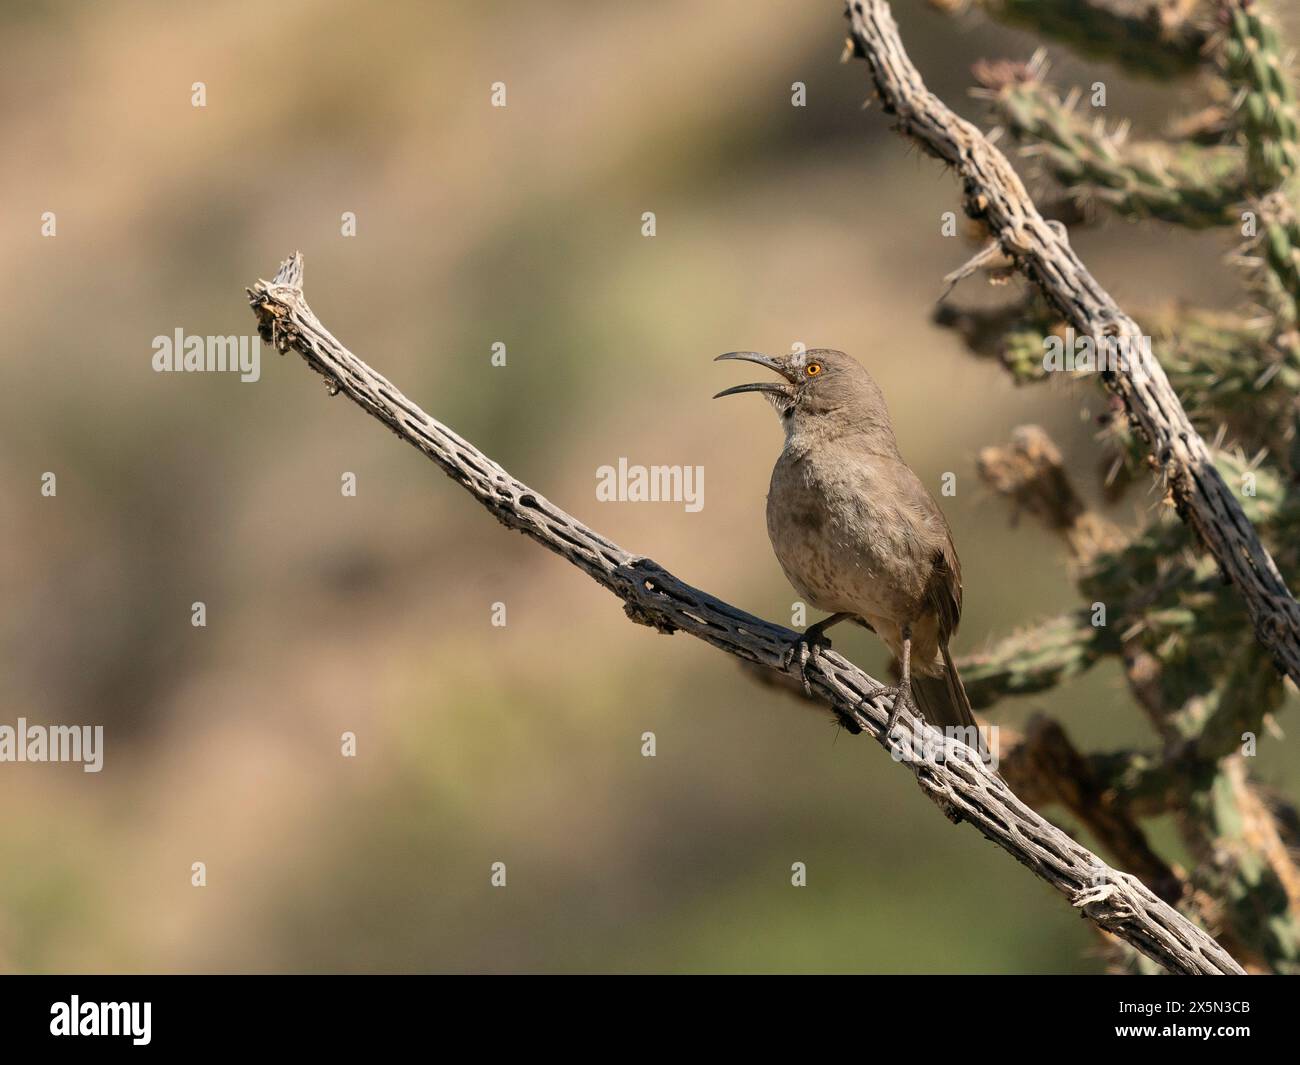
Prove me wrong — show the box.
[876,459,964,638]
[928,531,963,639]
[914,532,980,741]
[899,466,962,639]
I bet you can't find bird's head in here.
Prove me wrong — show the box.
[713,348,894,444]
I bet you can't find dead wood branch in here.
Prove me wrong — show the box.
[999,715,1184,903]
[247,252,1244,976]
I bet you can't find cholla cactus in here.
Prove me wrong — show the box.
[934,0,1300,972]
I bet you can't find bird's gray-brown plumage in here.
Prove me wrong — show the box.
[715,348,980,743]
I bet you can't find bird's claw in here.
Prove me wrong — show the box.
[783,629,833,696]
[858,684,914,738]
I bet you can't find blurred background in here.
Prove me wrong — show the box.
[1,0,1296,973]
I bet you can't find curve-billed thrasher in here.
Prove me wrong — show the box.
[714,348,978,741]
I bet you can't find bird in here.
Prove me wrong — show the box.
[714,347,980,745]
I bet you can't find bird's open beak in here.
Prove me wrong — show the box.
[712,351,798,400]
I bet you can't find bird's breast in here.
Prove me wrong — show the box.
[765,448,932,621]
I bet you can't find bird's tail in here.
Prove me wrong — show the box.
[910,641,990,762]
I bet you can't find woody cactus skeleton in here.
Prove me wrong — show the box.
[905,0,1300,970]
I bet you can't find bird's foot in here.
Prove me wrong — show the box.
[858,684,914,739]
[783,627,834,696]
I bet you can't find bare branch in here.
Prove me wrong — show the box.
[247,252,1244,976]
[999,715,1184,904]
[844,0,1300,694]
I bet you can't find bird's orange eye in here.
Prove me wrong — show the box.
[806,363,822,376]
